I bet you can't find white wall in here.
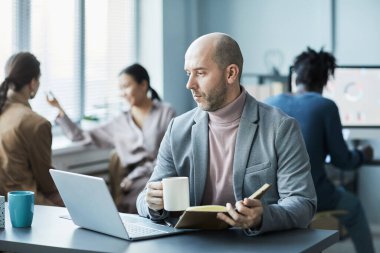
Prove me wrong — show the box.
[198,0,332,75]
[162,0,197,114]
[138,0,380,114]
[336,0,380,65]
[138,0,197,114]
[138,0,164,97]
[198,0,380,72]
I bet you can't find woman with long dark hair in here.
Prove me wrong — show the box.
[47,63,175,213]
[0,52,63,206]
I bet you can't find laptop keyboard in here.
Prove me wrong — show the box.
[123,221,168,237]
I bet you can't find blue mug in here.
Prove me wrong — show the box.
[8,191,34,228]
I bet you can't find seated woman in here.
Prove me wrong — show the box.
[47,63,175,213]
[266,48,374,253]
[0,52,63,206]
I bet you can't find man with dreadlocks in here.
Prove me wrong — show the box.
[266,47,374,253]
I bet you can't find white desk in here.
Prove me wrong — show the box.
[52,135,91,156]
[52,135,112,179]
[0,205,339,253]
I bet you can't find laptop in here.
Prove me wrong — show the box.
[49,169,190,241]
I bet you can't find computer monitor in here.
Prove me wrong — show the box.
[289,66,380,129]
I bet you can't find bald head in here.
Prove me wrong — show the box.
[186,33,244,81]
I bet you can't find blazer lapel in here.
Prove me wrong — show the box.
[233,95,259,201]
[191,110,209,205]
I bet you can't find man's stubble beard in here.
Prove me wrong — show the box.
[200,81,228,112]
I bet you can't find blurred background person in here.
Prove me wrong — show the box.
[0,52,63,206]
[47,63,175,213]
[266,48,374,253]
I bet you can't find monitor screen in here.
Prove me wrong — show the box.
[289,66,380,128]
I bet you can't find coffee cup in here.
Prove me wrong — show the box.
[8,191,34,228]
[162,177,190,211]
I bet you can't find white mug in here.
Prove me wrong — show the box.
[162,177,190,211]
[0,195,4,228]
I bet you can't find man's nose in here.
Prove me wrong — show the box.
[186,75,196,90]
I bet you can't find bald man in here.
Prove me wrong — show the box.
[137,33,317,235]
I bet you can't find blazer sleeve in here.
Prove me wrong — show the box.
[28,120,60,204]
[246,118,317,235]
[324,103,362,170]
[56,113,114,149]
[55,113,86,141]
[127,160,156,180]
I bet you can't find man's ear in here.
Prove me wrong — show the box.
[226,64,239,84]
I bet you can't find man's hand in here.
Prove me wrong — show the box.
[217,198,263,229]
[145,181,164,211]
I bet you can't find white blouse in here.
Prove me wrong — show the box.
[56,100,176,180]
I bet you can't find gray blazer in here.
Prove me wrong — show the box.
[137,93,317,235]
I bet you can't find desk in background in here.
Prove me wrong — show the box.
[52,135,112,181]
[0,204,339,253]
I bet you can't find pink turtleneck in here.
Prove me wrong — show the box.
[201,88,247,205]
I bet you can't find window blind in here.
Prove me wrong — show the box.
[29,0,80,121]
[0,1,15,81]
[85,0,136,118]
[1,0,137,122]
